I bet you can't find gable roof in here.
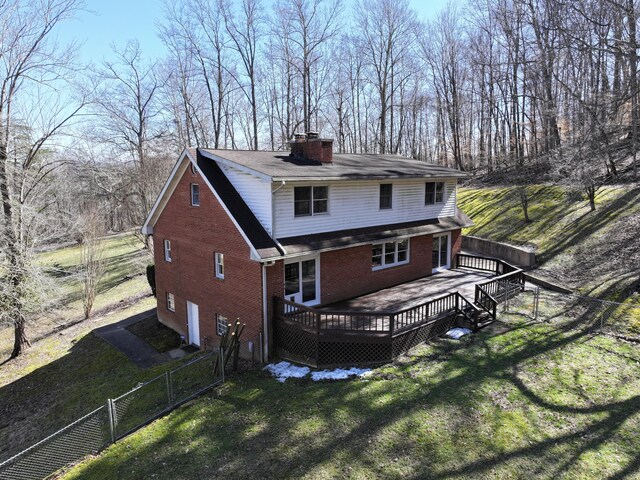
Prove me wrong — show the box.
[141,148,282,261]
[195,151,282,259]
[143,148,471,262]
[200,149,468,182]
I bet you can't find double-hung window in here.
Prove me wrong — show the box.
[191,183,200,206]
[379,184,392,209]
[164,239,172,262]
[166,292,175,312]
[425,182,445,205]
[214,252,225,279]
[294,186,328,216]
[216,314,228,336]
[372,239,409,269]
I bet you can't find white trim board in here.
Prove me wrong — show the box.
[141,148,261,261]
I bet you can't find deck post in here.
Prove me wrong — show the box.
[389,314,394,337]
[315,312,321,366]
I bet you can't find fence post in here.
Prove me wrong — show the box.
[166,371,173,408]
[107,399,116,444]
[534,288,540,321]
[219,347,225,383]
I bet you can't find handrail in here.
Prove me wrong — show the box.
[276,292,461,334]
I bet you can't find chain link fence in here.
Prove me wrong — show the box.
[0,351,223,480]
[500,283,640,340]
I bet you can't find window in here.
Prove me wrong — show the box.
[216,314,228,336]
[164,239,172,262]
[166,292,175,312]
[425,182,445,205]
[372,239,409,269]
[380,184,392,209]
[215,252,224,279]
[191,183,200,206]
[294,186,328,216]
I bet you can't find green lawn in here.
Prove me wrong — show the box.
[0,233,160,460]
[458,184,640,300]
[61,294,640,479]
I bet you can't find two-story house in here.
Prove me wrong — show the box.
[142,134,474,365]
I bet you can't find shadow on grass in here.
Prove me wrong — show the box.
[66,301,640,479]
[53,249,147,306]
[0,327,172,463]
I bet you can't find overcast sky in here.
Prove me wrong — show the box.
[57,0,451,64]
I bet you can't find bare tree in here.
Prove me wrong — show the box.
[219,0,264,150]
[79,209,107,319]
[354,0,416,154]
[92,40,165,228]
[0,0,86,358]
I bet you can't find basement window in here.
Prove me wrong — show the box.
[425,182,445,205]
[294,186,328,216]
[372,239,409,270]
[166,292,175,312]
[191,183,200,206]
[216,314,228,336]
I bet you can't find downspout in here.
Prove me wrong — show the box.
[261,262,275,363]
[262,180,287,363]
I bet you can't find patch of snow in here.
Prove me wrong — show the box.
[310,367,371,381]
[445,327,473,340]
[263,361,310,382]
[263,362,372,382]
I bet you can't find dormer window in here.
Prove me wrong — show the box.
[425,182,444,205]
[294,186,328,216]
[380,184,392,209]
[191,183,200,206]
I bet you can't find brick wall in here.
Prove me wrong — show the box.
[153,162,263,359]
[267,228,463,314]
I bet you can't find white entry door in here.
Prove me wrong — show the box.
[432,233,451,273]
[284,256,320,306]
[186,301,200,346]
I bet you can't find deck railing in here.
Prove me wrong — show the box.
[276,292,468,336]
[460,253,526,323]
[275,254,528,368]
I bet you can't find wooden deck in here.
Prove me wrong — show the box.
[321,268,494,314]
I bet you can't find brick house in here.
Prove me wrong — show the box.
[142,135,473,363]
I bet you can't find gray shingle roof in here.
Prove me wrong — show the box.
[200,149,468,181]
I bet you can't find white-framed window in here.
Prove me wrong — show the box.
[214,252,225,279]
[425,182,445,205]
[164,239,172,262]
[166,292,175,312]
[379,183,392,209]
[191,183,200,206]
[372,239,409,270]
[294,186,328,216]
[216,314,228,336]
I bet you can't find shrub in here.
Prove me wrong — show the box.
[146,264,156,297]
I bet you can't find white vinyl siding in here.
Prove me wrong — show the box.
[273,179,457,238]
[218,162,273,235]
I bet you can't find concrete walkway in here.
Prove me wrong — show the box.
[94,308,168,369]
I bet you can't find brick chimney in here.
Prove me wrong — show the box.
[289,132,333,164]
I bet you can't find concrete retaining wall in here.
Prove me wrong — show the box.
[462,235,536,267]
